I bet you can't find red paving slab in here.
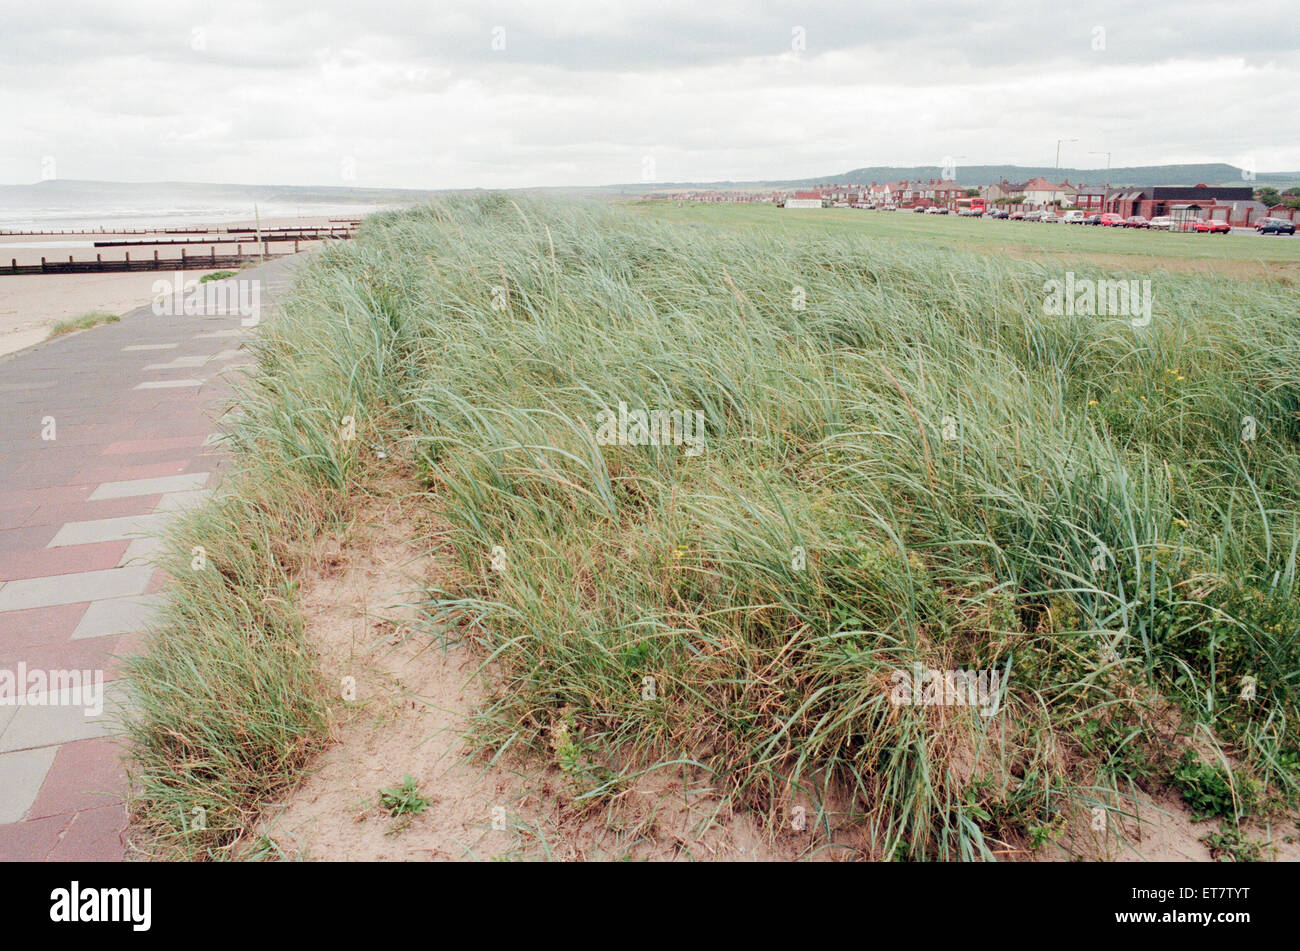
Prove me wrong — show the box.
[21,494,164,529]
[0,632,139,680]
[143,567,173,595]
[0,813,71,862]
[0,524,60,554]
[92,447,213,471]
[0,539,131,582]
[102,435,210,455]
[0,603,89,648]
[0,508,38,531]
[27,738,130,820]
[10,429,136,451]
[68,459,198,487]
[45,804,129,862]
[14,458,196,489]
[0,484,95,511]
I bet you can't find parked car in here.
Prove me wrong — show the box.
[1023,210,1044,222]
[1099,213,1125,227]
[1148,216,1174,231]
[1039,211,1061,223]
[1192,218,1231,234]
[989,210,1010,219]
[1010,211,1026,220]
[1082,214,1102,225]
[1123,216,1150,228]
[1256,218,1296,235]
[912,205,927,213]
[1062,210,1086,224]
[957,208,982,217]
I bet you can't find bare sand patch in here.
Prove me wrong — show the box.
[236,481,860,861]
[0,270,233,358]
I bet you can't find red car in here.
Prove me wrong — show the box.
[1191,218,1231,234]
[1099,213,1125,226]
[1123,216,1149,228]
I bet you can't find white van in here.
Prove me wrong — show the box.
[1061,210,1086,224]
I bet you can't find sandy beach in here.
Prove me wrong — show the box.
[0,216,347,357]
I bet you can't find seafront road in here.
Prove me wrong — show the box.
[0,255,305,861]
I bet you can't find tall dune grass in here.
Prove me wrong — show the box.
[128,194,1300,859]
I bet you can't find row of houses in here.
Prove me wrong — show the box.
[979,179,1270,221]
[804,179,1281,226]
[802,179,970,206]
[643,179,1293,226]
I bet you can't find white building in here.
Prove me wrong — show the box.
[1021,177,1076,205]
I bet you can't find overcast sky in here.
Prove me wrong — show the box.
[1,0,1297,188]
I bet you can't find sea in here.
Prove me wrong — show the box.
[0,180,416,233]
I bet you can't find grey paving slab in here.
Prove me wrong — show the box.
[116,536,165,567]
[71,593,164,640]
[46,512,170,548]
[0,747,59,822]
[0,681,128,753]
[88,472,210,501]
[143,355,210,370]
[153,489,213,513]
[133,379,204,390]
[0,565,155,612]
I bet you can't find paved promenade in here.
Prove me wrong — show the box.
[0,256,303,860]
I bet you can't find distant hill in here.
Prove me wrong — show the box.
[604,163,1300,192]
[823,163,1299,189]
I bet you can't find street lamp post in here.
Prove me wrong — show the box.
[1055,138,1078,170]
[1089,151,1112,213]
[1088,151,1111,187]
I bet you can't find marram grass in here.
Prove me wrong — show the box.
[126,194,1300,859]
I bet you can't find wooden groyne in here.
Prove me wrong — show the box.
[3,246,296,276]
[91,231,352,248]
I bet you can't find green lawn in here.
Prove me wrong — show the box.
[624,200,1300,275]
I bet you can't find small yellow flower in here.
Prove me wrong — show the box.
[1173,518,1188,528]
[1088,400,1099,406]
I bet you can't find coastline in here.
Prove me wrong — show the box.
[0,215,342,358]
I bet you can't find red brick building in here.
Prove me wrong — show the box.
[1105,184,1255,220]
